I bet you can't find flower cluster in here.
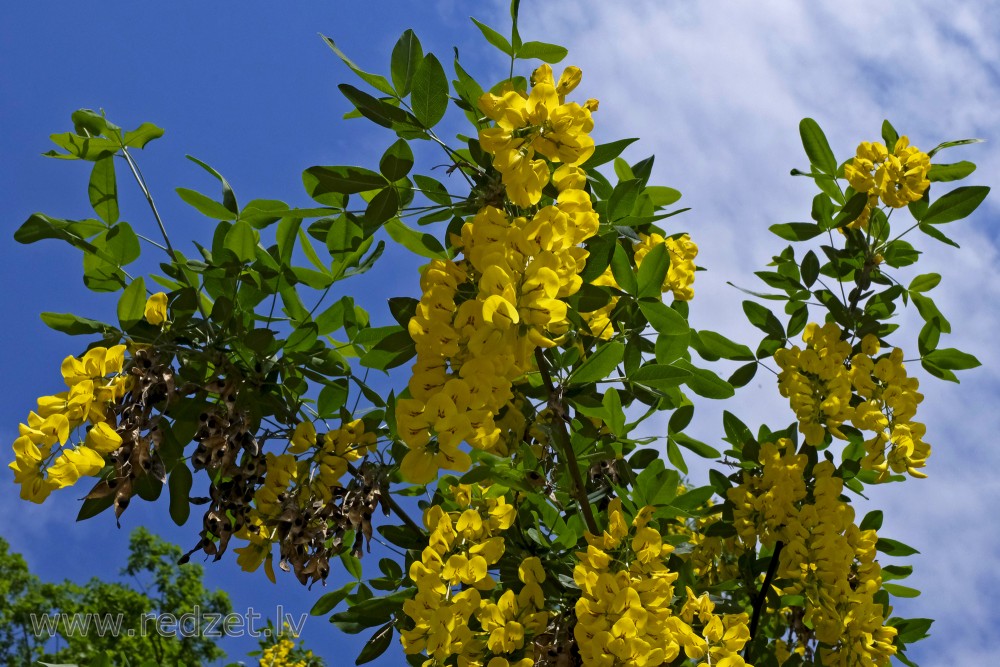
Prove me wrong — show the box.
[849,336,929,480]
[844,136,931,214]
[10,345,129,503]
[572,499,746,666]
[258,624,317,667]
[400,484,547,666]
[728,450,897,666]
[479,64,597,207]
[728,439,807,549]
[774,322,854,446]
[775,323,929,479]
[582,232,699,340]
[397,67,602,484]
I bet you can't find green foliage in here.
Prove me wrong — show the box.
[8,5,987,667]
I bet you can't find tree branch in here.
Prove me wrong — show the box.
[746,540,784,659]
[534,348,599,535]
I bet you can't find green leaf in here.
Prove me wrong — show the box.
[581,138,638,169]
[888,617,933,644]
[728,362,757,388]
[636,243,670,299]
[801,250,820,287]
[341,551,363,580]
[47,132,119,160]
[609,179,642,221]
[610,244,638,296]
[768,222,823,241]
[690,330,754,361]
[639,300,688,335]
[516,41,568,63]
[76,492,115,521]
[883,583,921,598]
[385,218,447,259]
[644,186,682,207]
[317,379,350,417]
[339,84,415,129]
[743,300,785,339]
[365,187,401,227]
[88,155,118,224]
[673,434,721,459]
[379,139,414,181]
[185,155,238,214]
[928,161,976,182]
[360,330,417,371]
[123,122,164,149]
[224,219,259,262]
[666,437,687,474]
[831,191,870,229]
[570,341,625,385]
[470,17,514,56]
[176,187,237,221]
[117,277,146,328]
[321,34,395,96]
[40,312,112,336]
[673,359,735,399]
[799,118,837,174]
[926,137,983,158]
[311,581,357,616]
[168,463,192,526]
[668,404,694,434]
[876,538,920,557]
[411,53,449,128]
[14,213,100,248]
[918,222,960,248]
[860,509,883,531]
[413,174,452,205]
[390,29,423,96]
[923,348,980,371]
[356,622,394,665]
[908,273,941,293]
[919,185,989,225]
[103,222,141,267]
[881,119,899,152]
[602,388,625,437]
[630,364,689,394]
[304,166,387,196]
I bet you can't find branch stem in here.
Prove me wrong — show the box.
[746,540,784,659]
[534,348,599,535]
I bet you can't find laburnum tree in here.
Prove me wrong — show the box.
[8,3,988,666]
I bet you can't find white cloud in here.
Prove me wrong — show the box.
[509,0,1000,662]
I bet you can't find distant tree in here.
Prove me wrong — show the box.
[0,528,229,666]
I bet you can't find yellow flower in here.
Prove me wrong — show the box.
[143,292,169,325]
[288,420,316,454]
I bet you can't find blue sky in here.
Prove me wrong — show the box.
[2,1,998,665]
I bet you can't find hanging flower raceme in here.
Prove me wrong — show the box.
[774,322,855,446]
[400,483,546,666]
[848,335,929,480]
[397,71,602,485]
[479,64,597,208]
[728,446,897,667]
[9,345,130,503]
[572,499,737,667]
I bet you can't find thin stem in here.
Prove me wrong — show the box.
[746,540,784,659]
[119,147,211,322]
[534,348,599,535]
